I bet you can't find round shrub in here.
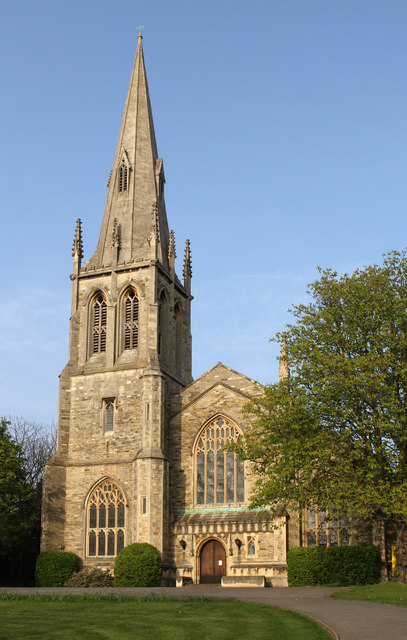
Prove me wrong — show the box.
[35,551,78,587]
[114,543,161,587]
[65,568,114,587]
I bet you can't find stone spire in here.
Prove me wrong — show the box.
[183,239,192,292]
[86,34,169,270]
[72,218,83,272]
[168,229,176,274]
[71,218,83,313]
[279,332,290,381]
[168,229,176,259]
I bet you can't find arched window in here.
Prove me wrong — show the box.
[92,293,107,354]
[103,398,115,433]
[158,290,168,364]
[118,162,128,192]
[174,303,182,374]
[87,479,125,557]
[195,416,244,505]
[123,288,139,350]
[247,536,256,556]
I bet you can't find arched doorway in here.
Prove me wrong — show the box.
[199,539,226,584]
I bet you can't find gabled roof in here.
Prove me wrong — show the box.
[171,362,263,419]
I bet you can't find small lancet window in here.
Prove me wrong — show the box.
[103,398,115,433]
[247,537,256,556]
[118,163,128,192]
[92,293,107,354]
[123,289,139,350]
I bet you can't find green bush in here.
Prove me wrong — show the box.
[114,543,161,587]
[287,545,381,587]
[64,568,114,587]
[35,551,78,587]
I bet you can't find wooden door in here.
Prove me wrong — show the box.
[200,540,226,584]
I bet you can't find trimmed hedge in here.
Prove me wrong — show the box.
[114,543,161,587]
[287,545,381,586]
[35,551,78,587]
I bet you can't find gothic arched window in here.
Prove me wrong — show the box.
[87,479,125,557]
[195,416,244,505]
[92,293,107,354]
[123,288,139,350]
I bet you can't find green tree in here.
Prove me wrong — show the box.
[0,420,33,559]
[234,250,407,580]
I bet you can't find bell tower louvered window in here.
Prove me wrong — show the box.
[87,479,125,557]
[118,162,128,192]
[124,289,139,350]
[92,294,107,354]
[195,416,244,505]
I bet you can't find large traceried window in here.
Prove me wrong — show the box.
[123,288,139,350]
[92,293,107,354]
[87,479,125,557]
[195,416,244,505]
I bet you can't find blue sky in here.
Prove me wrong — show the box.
[1,1,407,425]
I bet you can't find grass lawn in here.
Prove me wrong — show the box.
[0,593,331,640]
[330,582,407,607]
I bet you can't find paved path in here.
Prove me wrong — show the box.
[1,585,407,640]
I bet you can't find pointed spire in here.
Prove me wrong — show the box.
[279,332,290,381]
[72,218,83,266]
[168,229,176,274]
[183,239,192,291]
[168,230,176,259]
[88,36,170,269]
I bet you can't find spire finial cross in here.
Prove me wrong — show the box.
[137,24,144,37]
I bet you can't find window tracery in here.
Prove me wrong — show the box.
[305,505,350,547]
[87,479,125,557]
[195,416,244,505]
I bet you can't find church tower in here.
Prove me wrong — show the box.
[42,35,292,587]
[41,34,192,569]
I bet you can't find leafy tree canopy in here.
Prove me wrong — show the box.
[235,250,407,531]
[0,420,33,556]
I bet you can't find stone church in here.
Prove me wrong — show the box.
[42,36,355,586]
